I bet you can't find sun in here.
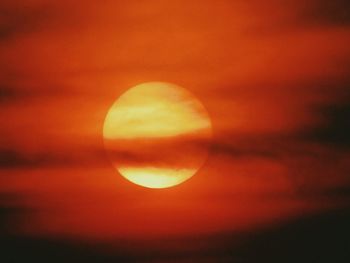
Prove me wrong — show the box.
[103,82,212,188]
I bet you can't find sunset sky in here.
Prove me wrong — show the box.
[1,0,350,262]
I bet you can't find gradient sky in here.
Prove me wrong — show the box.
[1,0,350,262]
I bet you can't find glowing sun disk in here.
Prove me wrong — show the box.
[118,167,196,188]
[103,82,211,139]
[103,82,212,188]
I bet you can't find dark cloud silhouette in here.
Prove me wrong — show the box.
[302,0,350,26]
[0,211,129,263]
[318,186,350,199]
[0,204,349,262]
[0,84,48,104]
[0,3,54,40]
[308,99,350,148]
[0,81,92,105]
[222,207,350,263]
[0,145,107,169]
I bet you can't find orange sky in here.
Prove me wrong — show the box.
[1,0,350,261]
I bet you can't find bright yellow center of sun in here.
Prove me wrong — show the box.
[103,82,212,188]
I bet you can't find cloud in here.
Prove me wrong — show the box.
[218,207,350,263]
[0,2,56,41]
[1,202,349,262]
[305,97,350,148]
[301,0,350,27]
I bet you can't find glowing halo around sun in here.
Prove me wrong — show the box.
[103,82,212,188]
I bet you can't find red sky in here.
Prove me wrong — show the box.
[0,0,350,262]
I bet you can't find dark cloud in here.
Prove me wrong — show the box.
[245,0,350,36]
[222,207,350,263]
[305,98,350,148]
[0,193,39,250]
[0,3,55,40]
[0,227,129,262]
[0,81,98,106]
[0,205,349,262]
[302,0,350,26]
[0,149,70,169]
[0,86,16,103]
[212,137,282,159]
[0,84,43,104]
[0,145,107,169]
[318,186,350,199]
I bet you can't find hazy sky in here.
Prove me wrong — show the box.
[0,0,349,262]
